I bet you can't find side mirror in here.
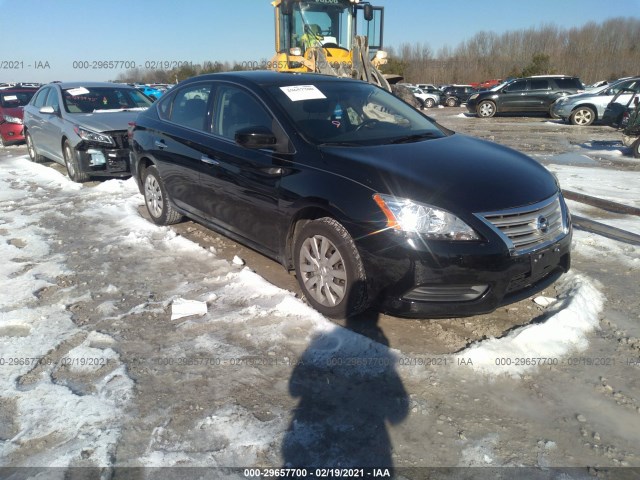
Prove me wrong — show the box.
[39,106,57,115]
[363,4,374,21]
[235,127,277,149]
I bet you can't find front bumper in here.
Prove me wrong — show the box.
[355,226,572,319]
[0,123,25,145]
[550,101,573,119]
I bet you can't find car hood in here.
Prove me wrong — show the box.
[319,134,559,215]
[1,107,24,118]
[70,110,143,132]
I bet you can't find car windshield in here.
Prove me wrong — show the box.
[268,81,447,146]
[62,86,152,113]
[1,91,35,108]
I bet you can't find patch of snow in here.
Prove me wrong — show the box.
[457,273,604,377]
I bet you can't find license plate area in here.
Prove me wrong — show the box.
[531,243,562,280]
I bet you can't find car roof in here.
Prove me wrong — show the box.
[0,87,38,93]
[180,70,366,88]
[50,81,137,89]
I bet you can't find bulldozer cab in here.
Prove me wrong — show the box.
[271,0,389,90]
[275,0,383,55]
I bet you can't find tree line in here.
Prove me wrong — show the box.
[115,17,639,86]
[384,18,640,85]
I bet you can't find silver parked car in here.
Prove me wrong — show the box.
[550,77,640,126]
[23,82,152,182]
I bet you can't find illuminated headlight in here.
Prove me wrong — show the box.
[373,194,480,240]
[3,114,22,124]
[468,94,479,101]
[289,47,302,56]
[74,126,114,145]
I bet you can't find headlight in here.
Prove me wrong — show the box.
[373,193,480,240]
[3,114,22,124]
[468,94,479,101]
[74,126,114,145]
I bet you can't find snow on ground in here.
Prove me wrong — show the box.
[1,154,635,467]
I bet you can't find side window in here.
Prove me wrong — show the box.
[44,88,60,111]
[169,83,212,131]
[555,78,581,90]
[156,90,176,120]
[530,80,550,91]
[32,88,49,108]
[214,86,273,140]
[504,80,527,93]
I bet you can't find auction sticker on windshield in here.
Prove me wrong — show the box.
[280,85,326,101]
[66,87,90,96]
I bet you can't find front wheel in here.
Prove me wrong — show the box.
[294,217,368,318]
[570,107,595,126]
[477,101,496,118]
[142,165,183,225]
[425,98,435,108]
[63,140,90,182]
[446,97,457,107]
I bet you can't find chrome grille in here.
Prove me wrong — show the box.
[477,194,567,255]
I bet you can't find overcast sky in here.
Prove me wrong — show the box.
[2,0,639,83]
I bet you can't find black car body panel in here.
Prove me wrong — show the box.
[130,71,571,318]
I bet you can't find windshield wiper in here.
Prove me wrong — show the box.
[389,132,439,144]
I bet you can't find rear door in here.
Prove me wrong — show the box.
[148,81,215,215]
[522,78,554,111]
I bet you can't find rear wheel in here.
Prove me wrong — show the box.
[63,140,90,182]
[477,100,496,118]
[26,131,46,163]
[570,107,595,126]
[294,217,368,318]
[142,165,183,225]
[446,97,457,107]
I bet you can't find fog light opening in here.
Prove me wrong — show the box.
[403,284,489,303]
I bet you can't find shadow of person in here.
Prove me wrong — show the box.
[282,295,409,469]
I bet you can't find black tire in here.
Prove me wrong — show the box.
[548,107,561,119]
[477,100,496,118]
[425,98,435,108]
[25,131,46,163]
[633,138,640,159]
[142,165,183,225]
[570,106,595,126]
[63,140,90,182]
[446,97,458,107]
[294,217,368,318]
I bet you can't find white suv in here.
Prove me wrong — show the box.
[551,77,640,126]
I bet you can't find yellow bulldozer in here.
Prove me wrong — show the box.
[269,0,393,92]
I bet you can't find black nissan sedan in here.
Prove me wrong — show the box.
[129,71,571,319]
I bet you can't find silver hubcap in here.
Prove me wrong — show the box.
[144,174,164,218]
[574,110,592,125]
[479,103,494,117]
[299,234,347,307]
[64,146,76,177]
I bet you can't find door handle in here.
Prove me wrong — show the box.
[154,139,167,149]
[201,155,220,166]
